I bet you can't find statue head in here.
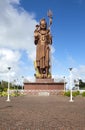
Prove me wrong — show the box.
[40,18,47,30]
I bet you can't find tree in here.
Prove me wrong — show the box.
[79,79,85,89]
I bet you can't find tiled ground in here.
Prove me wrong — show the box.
[0,95,85,130]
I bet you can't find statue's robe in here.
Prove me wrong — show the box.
[34,28,52,77]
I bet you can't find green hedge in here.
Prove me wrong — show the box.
[64,91,70,97]
[82,92,85,97]
[0,91,24,97]
[64,91,80,97]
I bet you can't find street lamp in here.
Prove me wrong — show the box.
[69,68,74,102]
[6,67,11,102]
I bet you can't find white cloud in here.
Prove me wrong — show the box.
[0,48,21,81]
[8,0,20,4]
[24,76,35,82]
[0,0,37,53]
[0,0,38,81]
[67,55,76,67]
[72,66,85,81]
[0,48,21,70]
[27,49,36,61]
[0,48,20,62]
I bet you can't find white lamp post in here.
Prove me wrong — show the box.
[69,68,74,102]
[6,67,11,102]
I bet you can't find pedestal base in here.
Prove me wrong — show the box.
[24,78,64,95]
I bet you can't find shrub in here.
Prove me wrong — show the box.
[0,92,2,96]
[11,91,24,97]
[0,86,3,92]
[3,87,8,92]
[72,91,80,97]
[0,91,24,97]
[64,91,70,97]
[11,91,20,97]
[1,91,7,97]
[64,91,80,97]
[82,92,85,97]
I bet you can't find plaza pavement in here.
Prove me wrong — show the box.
[0,95,85,130]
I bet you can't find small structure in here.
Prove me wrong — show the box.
[24,11,64,95]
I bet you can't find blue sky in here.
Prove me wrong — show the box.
[20,0,85,78]
[0,0,85,83]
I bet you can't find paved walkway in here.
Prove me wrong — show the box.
[0,95,85,130]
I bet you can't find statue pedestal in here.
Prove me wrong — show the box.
[24,78,64,95]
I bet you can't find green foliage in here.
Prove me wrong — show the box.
[11,91,21,97]
[0,80,9,92]
[0,91,24,97]
[1,80,8,89]
[64,91,70,97]
[0,91,7,97]
[79,79,85,89]
[0,92,2,96]
[3,87,8,92]
[72,91,80,97]
[0,80,23,97]
[82,92,85,97]
[0,86,4,92]
[0,80,22,93]
[64,91,80,97]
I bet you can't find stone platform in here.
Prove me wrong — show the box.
[24,78,64,95]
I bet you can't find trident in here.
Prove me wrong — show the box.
[47,9,53,29]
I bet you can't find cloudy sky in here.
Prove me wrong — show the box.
[0,0,85,83]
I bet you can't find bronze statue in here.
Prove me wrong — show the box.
[34,10,53,79]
